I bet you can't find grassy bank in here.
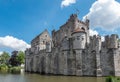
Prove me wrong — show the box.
[0,64,21,74]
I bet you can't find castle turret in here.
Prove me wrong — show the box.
[69,14,78,21]
[71,28,86,76]
[110,34,119,49]
[105,34,119,49]
[72,28,86,50]
[69,14,78,32]
[85,17,89,29]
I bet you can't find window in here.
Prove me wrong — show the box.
[81,27,85,31]
[45,35,47,37]
[82,37,84,40]
[77,36,80,40]
[43,41,45,44]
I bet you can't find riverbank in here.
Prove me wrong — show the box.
[0,73,106,82]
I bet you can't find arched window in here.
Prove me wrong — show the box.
[81,27,85,31]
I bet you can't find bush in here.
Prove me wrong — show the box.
[106,76,120,82]
[0,64,8,73]
[0,64,21,74]
[9,66,21,74]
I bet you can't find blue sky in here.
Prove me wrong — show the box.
[0,0,120,54]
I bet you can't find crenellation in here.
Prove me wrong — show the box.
[105,35,110,48]
[110,34,119,49]
[25,14,120,76]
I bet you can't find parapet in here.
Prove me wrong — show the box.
[70,14,77,19]
[89,35,101,51]
[105,34,119,49]
[68,14,78,22]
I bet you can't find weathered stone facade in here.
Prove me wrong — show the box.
[25,14,120,76]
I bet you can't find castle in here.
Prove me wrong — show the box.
[25,14,120,76]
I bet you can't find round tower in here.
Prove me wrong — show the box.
[72,28,86,50]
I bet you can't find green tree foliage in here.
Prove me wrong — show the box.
[9,51,25,66]
[0,52,10,64]
[16,51,25,64]
[9,51,19,66]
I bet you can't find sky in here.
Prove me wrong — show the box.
[0,0,120,54]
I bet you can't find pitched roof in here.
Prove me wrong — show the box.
[31,29,51,43]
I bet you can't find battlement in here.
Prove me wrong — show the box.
[68,14,88,26]
[104,34,119,49]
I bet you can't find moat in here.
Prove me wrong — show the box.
[0,73,105,82]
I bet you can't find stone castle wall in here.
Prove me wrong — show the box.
[25,14,120,76]
[25,34,120,76]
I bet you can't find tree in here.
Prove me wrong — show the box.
[0,51,10,64]
[9,51,19,66]
[9,51,25,66]
[16,51,25,64]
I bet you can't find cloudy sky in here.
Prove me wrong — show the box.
[0,0,120,54]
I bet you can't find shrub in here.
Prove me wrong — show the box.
[9,66,21,74]
[106,76,120,82]
[0,64,8,73]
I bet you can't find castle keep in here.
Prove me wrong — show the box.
[25,14,120,76]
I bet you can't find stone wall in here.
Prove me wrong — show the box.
[25,14,120,77]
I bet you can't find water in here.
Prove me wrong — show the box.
[0,73,105,82]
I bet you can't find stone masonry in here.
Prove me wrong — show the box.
[25,14,120,76]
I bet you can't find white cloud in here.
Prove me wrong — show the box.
[0,36,30,51]
[0,51,3,55]
[89,29,99,36]
[83,0,120,31]
[61,0,76,8]
[101,36,105,42]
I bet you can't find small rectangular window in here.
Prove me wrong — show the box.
[77,36,80,40]
[82,38,84,40]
